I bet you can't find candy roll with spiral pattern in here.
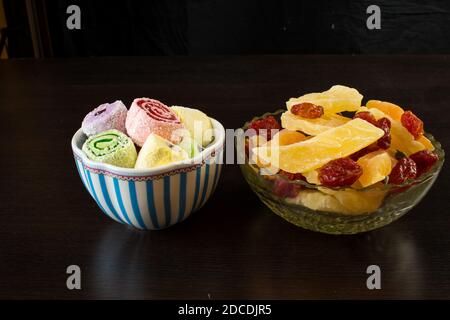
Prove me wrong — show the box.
[82,129,137,168]
[82,100,128,136]
[125,98,185,146]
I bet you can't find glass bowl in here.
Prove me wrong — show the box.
[238,110,445,234]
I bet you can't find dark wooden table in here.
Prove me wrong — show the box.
[0,55,449,299]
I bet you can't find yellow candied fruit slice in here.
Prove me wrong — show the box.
[287,190,348,213]
[281,111,350,136]
[302,170,320,184]
[357,106,426,155]
[417,135,435,151]
[254,118,384,173]
[366,100,404,121]
[356,150,393,187]
[318,187,387,214]
[286,85,363,115]
[269,129,307,146]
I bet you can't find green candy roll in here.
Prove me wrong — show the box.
[82,129,137,168]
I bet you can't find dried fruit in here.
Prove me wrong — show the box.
[254,118,384,173]
[376,117,391,149]
[318,158,363,187]
[359,106,425,155]
[417,135,434,151]
[291,102,324,119]
[279,170,306,181]
[353,112,391,150]
[366,100,404,121]
[409,150,438,177]
[356,150,393,187]
[269,129,306,146]
[350,143,380,160]
[354,111,377,126]
[401,111,424,140]
[388,157,417,184]
[281,111,350,135]
[273,179,301,198]
[286,85,363,115]
[249,115,281,140]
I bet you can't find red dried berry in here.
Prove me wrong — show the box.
[354,111,377,126]
[291,102,324,119]
[376,117,391,149]
[273,179,301,198]
[318,158,363,187]
[249,115,281,140]
[388,157,417,184]
[279,170,306,181]
[401,111,424,139]
[409,150,438,177]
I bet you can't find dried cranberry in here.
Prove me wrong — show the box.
[354,111,377,126]
[273,179,301,198]
[291,102,324,119]
[248,115,281,140]
[401,111,424,139]
[388,157,417,184]
[279,170,306,181]
[318,158,363,187]
[376,117,391,149]
[409,150,438,177]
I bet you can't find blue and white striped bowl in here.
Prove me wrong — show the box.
[71,118,225,230]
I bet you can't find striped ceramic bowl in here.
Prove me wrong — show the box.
[71,118,225,230]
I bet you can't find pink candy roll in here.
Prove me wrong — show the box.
[125,98,184,146]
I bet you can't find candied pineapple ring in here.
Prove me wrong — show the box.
[254,118,384,174]
[281,111,350,135]
[286,85,363,115]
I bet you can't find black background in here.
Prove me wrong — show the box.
[1,0,450,301]
[3,0,450,57]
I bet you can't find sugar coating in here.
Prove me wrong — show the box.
[125,98,185,147]
[82,101,128,136]
[82,129,137,168]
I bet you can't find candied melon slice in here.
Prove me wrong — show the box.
[356,150,393,187]
[281,111,350,135]
[287,190,348,213]
[366,100,404,121]
[357,106,426,155]
[417,135,434,151]
[287,187,387,214]
[254,118,384,173]
[318,187,387,214]
[269,129,307,146]
[286,85,363,115]
[303,170,320,184]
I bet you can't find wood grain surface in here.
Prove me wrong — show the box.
[0,55,449,299]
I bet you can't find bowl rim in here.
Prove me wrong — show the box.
[240,109,445,192]
[72,117,225,177]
